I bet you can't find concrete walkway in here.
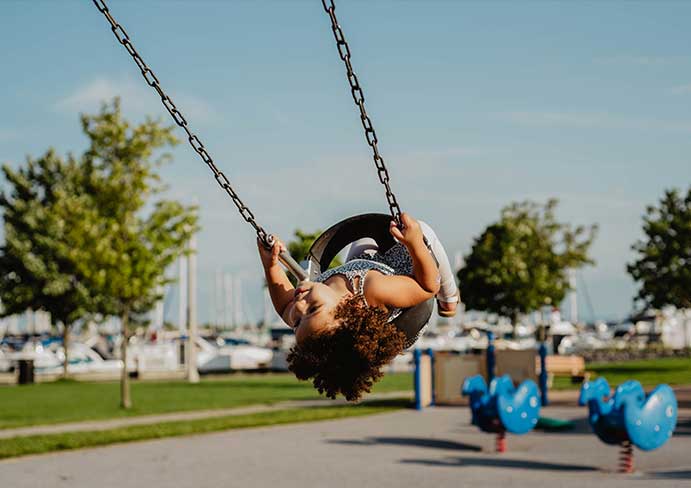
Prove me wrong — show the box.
[1,405,690,488]
[0,390,412,439]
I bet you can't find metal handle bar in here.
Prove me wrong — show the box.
[278,251,309,282]
[265,235,309,282]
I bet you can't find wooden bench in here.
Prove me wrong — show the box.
[536,354,588,384]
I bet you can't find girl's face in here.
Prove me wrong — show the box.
[282,281,345,343]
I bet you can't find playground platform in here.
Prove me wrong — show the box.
[1,404,689,487]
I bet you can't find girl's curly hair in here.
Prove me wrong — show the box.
[287,295,407,402]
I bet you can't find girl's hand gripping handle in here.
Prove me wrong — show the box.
[260,235,309,282]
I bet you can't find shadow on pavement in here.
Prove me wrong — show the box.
[401,456,598,472]
[358,399,414,408]
[646,470,691,480]
[537,413,691,437]
[534,416,592,435]
[672,386,691,409]
[327,437,482,452]
[672,417,691,436]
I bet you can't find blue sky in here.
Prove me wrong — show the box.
[2,1,690,325]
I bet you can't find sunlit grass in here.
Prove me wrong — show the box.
[550,357,691,390]
[0,399,409,460]
[588,357,691,387]
[0,372,412,429]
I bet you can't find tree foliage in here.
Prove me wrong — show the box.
[287,230,322,265]
[286,229,342,284]
[627,187,691,309]
[0,151,95,325]
[457,199,597,321]
[0,99,198,400]
[0,151,97,376]
[75,100,198,319]
[74,100,198,408]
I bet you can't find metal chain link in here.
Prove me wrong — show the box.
[321,0,402,223]
[91,0,269,243]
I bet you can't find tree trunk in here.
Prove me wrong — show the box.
[62,323,70,379]
[120,309,131,409]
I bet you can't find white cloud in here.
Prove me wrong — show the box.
[392,146,491,164]
[0,129,19,143]
[672,84,691,95]
[54,77,218,124]
[594,55,690,66]
[497,111,691,133]
[55,78,135,112]
[499,111,609,128]
[174,92,218,125]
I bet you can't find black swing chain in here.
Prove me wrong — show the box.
[93,0,401,242]
[321,0,403,224]
[91,0,270,244]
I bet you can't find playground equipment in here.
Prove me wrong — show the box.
[414,329,574,451]
[413,349,435,410]
[411,334,678,469]
[308,214,434,346]
[461,331,542,452]
[579,377,678,473]
[462,374,541,452]
[414,334,545,408]
[414,326,581,407]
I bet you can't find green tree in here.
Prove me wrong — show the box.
[627,187,691,309]
[75,100,198,409]
[286,229,342,284]
[0,99,197,407]
[287,230,323,264]
[458,199,597,322]
[0,151,97,377]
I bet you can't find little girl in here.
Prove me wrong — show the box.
[258,213,459,401]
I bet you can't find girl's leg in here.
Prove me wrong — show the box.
[346,238,379,261]
[418,221,459,305]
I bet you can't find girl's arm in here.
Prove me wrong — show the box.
[365,213,441,309]
[390,213,441,294]
[364,273,436,309]
[257,238,295,317]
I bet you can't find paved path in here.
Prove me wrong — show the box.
[2,405,690,488]
[0,391,412,439]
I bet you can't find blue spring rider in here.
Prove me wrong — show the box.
[462,375,541,452]
[579,377,678,472]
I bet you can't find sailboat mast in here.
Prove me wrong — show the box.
[178,255,188,332]
[224,273,233,330]
[186,235,200,383]
[568,268,578,324]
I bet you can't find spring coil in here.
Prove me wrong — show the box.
[618,440,634,473]
[496,431,507,453]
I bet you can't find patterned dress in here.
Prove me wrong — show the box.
[314,242,414,323]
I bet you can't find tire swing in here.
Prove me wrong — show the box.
[307,214,434,347]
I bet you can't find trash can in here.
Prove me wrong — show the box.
[17,359,35,385]
[179,341,186,366]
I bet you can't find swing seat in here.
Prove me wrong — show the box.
[307,213,434,347]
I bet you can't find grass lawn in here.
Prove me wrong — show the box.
[551,357,691,390]
[0,399,408,460]
[588,357,691,387]
[0,372,412,430]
